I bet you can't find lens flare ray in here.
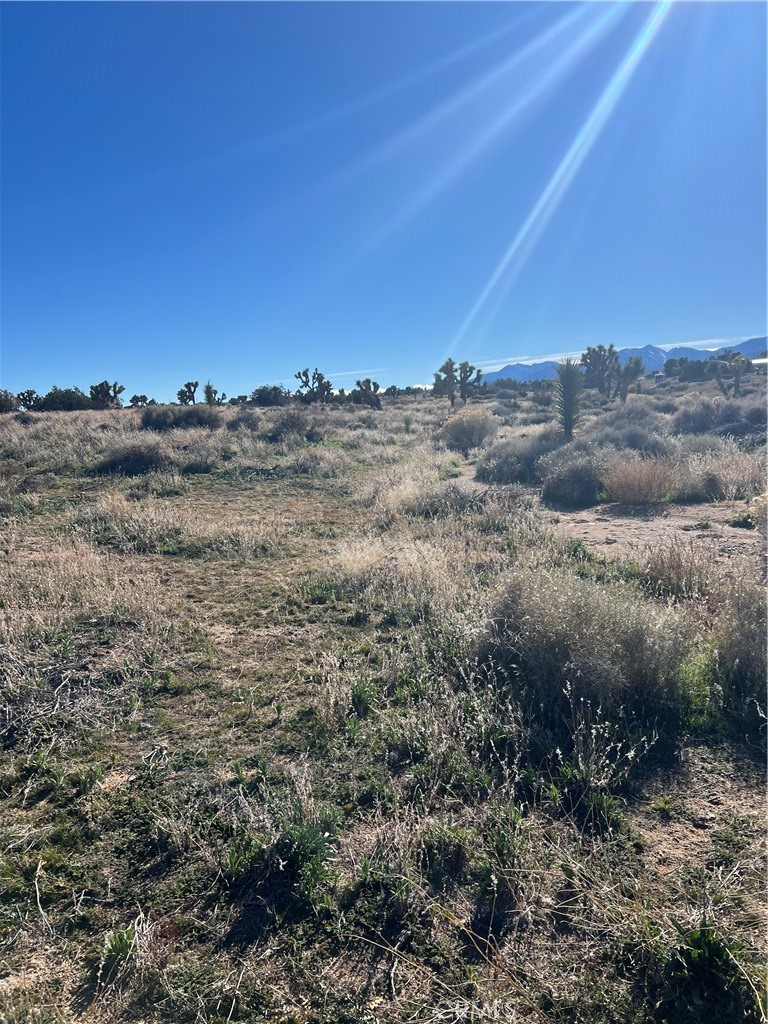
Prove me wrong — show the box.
[447,2,673,358]
[337,4,593,184]
[354,3,627,260]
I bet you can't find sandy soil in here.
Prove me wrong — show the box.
[550,498,766,577]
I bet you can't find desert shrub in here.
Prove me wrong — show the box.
[587,400,669,454]
[517,411,553,426]
[398,482,484,520]
[676,442,765,502]
[652,397,679,414]
[250,385,291,407]
[226,407,262,432]
[597,398,662,428]
[594,424,669,455]
[265,408,323,443]
[438,409,499,456]
[475,427,560,484]
[92,441,174,476]
[745,492,767,535]
[140,405,221,432]
[530,391,552,407]
[671,398,720,434]
[481,568,697,733]
[670,395,766,439]
[710,576,767,736]
[739,394,768,427]
[538,443,617,507]
[601,457,681,504]
[638,538,717,600]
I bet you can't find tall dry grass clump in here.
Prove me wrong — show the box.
[481,568,699,724]
[328,532,473,623]
[637,537,718,600]
[0,408,141,471]
[0,536,167,647]
[678,441,765,501]
[601,441,765,504]
[438,408,499,456]
[363,444,462,523]
[709,574,767,734]
[601,457,680,504]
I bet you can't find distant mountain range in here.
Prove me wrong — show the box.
[483,336,767,384]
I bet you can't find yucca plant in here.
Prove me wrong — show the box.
[555,358,584,441]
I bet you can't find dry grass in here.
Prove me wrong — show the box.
[438,408,500,456]
[601,456,680,504]
[637,537,719,600]
[0,381,765,1024]
[0,532,167,645]
[678,441,766,501]
[69,488,286,557]
[483,566,699,717]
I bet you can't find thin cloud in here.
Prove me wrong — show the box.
[275,367,388,385]
[473,335,760,373]
[327,368,389,379]
[477,349,582,371]
[657,336,753,352]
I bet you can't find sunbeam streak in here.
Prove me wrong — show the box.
[446,2,673,358]
[253,7,545,151]
[331,3,593,188]
[352,2,626,261]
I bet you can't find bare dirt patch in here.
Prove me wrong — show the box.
[551,499,766,575]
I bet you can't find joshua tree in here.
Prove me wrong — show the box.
[729,354,749,397]
[555,359,583,441]
[433,358,458,407]
[353,378,382,409]
[203,381,218,406]
[90,380,125,409]
[617,356,645,404]
[581,344,620,398]
[295,368,332,404]
[457,361,482,404]
[176,381,199,405]
[716,350,751,397]
[706,360,730,398]
[129,394,149,407]
[17,389,40,411]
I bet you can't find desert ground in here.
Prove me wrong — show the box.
[1,373,765,1023]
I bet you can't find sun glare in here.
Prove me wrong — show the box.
[446,1,673,359]
[310,3,629,294]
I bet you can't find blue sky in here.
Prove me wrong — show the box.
[1,1,765,399]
